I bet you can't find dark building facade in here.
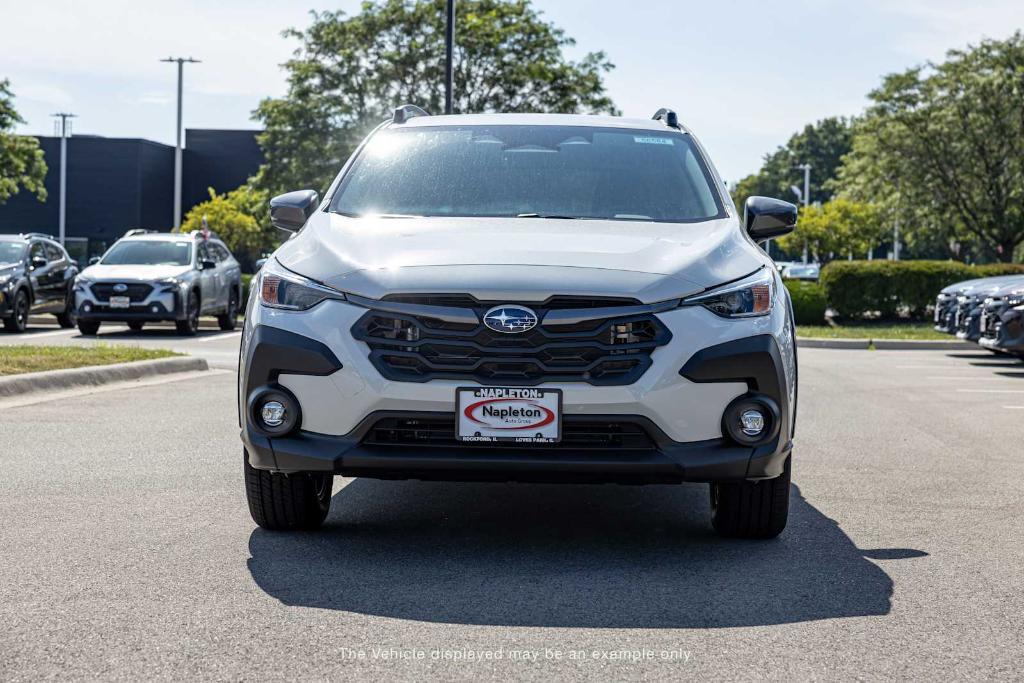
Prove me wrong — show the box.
[0,129,263,264]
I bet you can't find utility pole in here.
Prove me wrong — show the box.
[51,112,76,245]
[161,57,200,230]
[795,163,811,263]
[444,0,455,114]
[892,186,901,261]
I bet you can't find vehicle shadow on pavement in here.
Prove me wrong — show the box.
[248,480,923,628]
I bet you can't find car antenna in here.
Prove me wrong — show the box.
[392,104,431,124]
[652,108,680,129]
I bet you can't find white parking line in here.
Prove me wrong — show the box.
[957,389,1024,394]
[196,331,241,343]
[1002,406,1024,410]
[18,328,78,340]
[929,376,1021,381]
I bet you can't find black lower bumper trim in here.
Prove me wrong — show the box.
[241,411,791,483]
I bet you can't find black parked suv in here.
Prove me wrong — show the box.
[0,233,79,333]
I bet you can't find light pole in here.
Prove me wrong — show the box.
[444,0,455,114]
[795,163,811,263]
[51,112,76,245]
[161,57,200,230]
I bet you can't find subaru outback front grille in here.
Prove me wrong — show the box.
[351,294,673,386]
[89,283,153,302]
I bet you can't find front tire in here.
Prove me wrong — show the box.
[3,289,30,333]
[77,320,101,335]
[127,321,145,332]
[175,291,199,336]
[244,452,332,530]
[710,455,791,539]
[56,289,77,328]
[217,289,239,331]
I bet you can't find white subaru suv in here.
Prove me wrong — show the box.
[240,107,798,538]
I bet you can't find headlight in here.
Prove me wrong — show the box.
[0,274,11,287]
[682,267,775,318]
[259,259,346,311]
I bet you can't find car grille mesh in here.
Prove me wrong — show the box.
[90,283,153,302]
[364,416,657,451]
[352,295,671,386]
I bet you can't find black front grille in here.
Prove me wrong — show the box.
[90,283,153,302]
[353,296,671,386]
[364,416,657,451]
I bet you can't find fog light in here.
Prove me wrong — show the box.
[740,409,765,436]
[248,386,301,437]
[721,394,780,446]
[83,302,92,312]
[151,304,160,313]
[261,401,286,428]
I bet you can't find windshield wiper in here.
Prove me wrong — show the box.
[516,213,584,219]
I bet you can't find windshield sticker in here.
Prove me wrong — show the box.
[633,136,674,145]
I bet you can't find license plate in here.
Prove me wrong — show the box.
[456,387,562,444]
[109,296,130,309]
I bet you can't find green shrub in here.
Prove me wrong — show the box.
[820,260,1024,319]
[241,273,254,305]
[784,280,827,325]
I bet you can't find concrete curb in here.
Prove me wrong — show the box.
[0,356,209,398]
[796,337,975,350]
[28,316,226,329]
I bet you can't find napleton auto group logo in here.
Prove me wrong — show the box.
[482,305,538,333]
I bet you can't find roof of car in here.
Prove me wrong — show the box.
[120,233,196,241]
[392,112,692,134]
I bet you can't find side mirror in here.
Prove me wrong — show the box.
[201,260,217,270]
[89,256,101,266]
[270,189,319,233]
[744,196,798,242]
[30,256,47,269]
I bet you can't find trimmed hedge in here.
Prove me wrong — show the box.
[784,280,827,325]
[820,260,1024,319]
[242,273,254,305]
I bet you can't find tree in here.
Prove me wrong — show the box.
[180,186,270,269]
[0,79,47,205]
[835,32,1024,263]
[253,0,618,197]
[776,199,886,264]
[731,117,852,210]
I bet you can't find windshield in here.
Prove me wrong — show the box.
[101,240,192,266]
[0,241,26,265]
[331,125,724,223]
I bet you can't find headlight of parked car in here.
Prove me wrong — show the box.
[259,258,346,311]
[682,267,775,318]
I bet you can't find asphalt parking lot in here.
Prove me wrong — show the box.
[1,344,1023,679]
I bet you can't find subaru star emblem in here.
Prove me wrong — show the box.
[483,305,538,334]
[112,283,128,293]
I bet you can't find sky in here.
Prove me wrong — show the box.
[2,0,1021,183]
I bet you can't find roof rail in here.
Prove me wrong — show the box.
[652,108,680,129]
[123,228,159,238]
[21,232,57,241]
[392,104,431,124]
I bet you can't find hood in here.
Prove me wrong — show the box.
[0,262,18,275]
[81,264,193,281]
[275,213,764,303]
[984,276,1024,297]
[959,275,1024,296]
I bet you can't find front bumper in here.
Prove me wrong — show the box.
[238,295,796,483]
[75,283,188,322]
[979,304,1024,354]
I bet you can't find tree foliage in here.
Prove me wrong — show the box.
[180,186,271,268]
[253,0,618,197]
[776,199,886,264]
[731,117,852,210]
[0,79,47,205]
[835,32,1024,262]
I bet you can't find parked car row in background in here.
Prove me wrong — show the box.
[0,229,242,336]
[935,274,1024,356]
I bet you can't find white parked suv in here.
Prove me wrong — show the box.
[240,107,799,538]
[75,230,242,335]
